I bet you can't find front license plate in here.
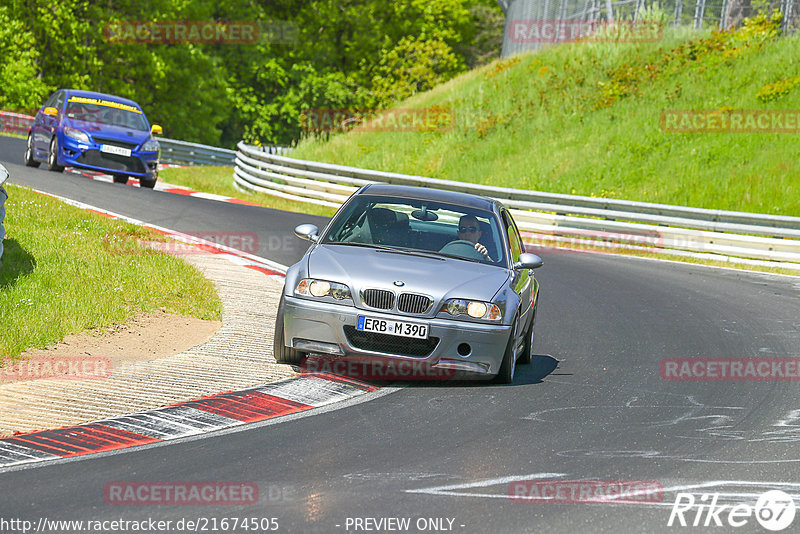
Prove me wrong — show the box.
[100,144,131,157]
[357,316,428,339]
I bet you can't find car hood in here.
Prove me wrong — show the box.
[308,244,511,308]
[63,118,150,145]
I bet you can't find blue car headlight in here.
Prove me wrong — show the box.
[440,299,502,321]
[64,127,90,144]
[141,138,159,152]
[295,279,352,303]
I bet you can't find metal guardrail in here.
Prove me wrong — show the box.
[0,164,8,262]
[158,138,238,166]
[0,111,34,136]
[150,138,288,167]
[234,141,800,269]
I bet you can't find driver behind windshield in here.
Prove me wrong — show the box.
[454,214,492,261]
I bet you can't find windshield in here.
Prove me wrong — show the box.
[322,195,506,266]
[64,100,149,131]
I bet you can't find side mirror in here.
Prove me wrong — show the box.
[294,223,319,242]
[513,253,543,270]
[43,107,58,117]
[151,124,163,135]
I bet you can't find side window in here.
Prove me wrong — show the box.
[502,210,523,262]
[43,92,58,108]
[508,213,526,254]
[54,91,66,112]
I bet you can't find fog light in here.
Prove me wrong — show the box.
[294,339,344,355]
[457,343,471,357]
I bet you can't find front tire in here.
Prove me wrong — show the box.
[495,315,518,384]
[273,295,304,365]
[140,178,157,189]
[24,134,40,167]
[112,174,128,184]
[518,303,537,365]
[47,137,64,172]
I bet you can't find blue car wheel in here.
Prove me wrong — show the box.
[24,134,40,168]
[47,137,64,172]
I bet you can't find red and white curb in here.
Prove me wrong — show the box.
[34,187,287,281]
[66,166,260,207]
[0,373,378,469]
[0,189,385,470]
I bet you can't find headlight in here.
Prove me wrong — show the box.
[64,127,90,143]
[295,278,352,301]
[141,138,159,152]
[441,299,502,321]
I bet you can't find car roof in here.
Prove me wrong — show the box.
[358,183,502,212]
[62,89,142,109]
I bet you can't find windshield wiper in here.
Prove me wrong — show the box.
[326,242,452,261]
[325,241,400,252]
[392,249,485,263]
[326,242,490,263]
[376,249,448,261]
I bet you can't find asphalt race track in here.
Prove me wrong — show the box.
[2,135,800,533]
[0,137,326,268]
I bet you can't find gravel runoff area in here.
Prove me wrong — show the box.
[0,253,296,436]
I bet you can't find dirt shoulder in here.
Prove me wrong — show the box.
[0,253,295,437]
[1,311,221,385]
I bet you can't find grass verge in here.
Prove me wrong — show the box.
[0,184,223,361]
[292,17,800,216]
[158,166,337,218]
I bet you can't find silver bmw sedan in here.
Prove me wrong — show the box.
[274,183,543,383]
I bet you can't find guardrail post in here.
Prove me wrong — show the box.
[693,0,706,29]
[0,164,8,263]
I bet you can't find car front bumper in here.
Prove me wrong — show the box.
[282,295,512,380]
[59,135,158,179]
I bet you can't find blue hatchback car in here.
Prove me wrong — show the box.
[24,89,162,188]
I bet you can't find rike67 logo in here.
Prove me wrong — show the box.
[668,490,796,531]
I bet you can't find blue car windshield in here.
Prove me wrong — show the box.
[64,101,149,131]
[322,195,507,266]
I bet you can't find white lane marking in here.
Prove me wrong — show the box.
[406,473,566,498]
[191,192,235,201]
[408,476,800,508]
[66,168,244,199]
[344,472,458,482]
